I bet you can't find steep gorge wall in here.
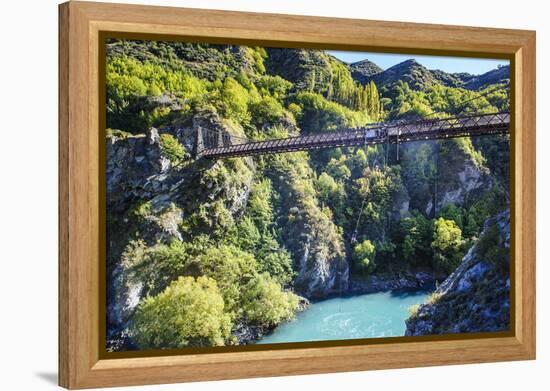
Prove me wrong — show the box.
[106,120,350,335]
[266,152,348,298]
[405,210,510,335]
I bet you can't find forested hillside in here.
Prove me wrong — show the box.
[105,40,510,350]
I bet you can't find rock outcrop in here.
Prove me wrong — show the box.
[268,153,349,298]
[106,114,347,339]
[400,139,492,217]
[405,210,510,336]
[349,269,444,294]
[426,159,490,216]
[106,113,256,334]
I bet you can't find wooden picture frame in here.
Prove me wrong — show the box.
[59,1,536,388]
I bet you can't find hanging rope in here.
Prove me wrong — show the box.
[338,253,344,312]
[424,86,508,218]
[433,140,439,218]
[350,126,389,245]
[350,130,372,245]
[396,129,400,162]
[351,195,368,245]
[329,86,502,310]
[386,127,390,165]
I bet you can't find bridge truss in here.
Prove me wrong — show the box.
[194,112,510,159]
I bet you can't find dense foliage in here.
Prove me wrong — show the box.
[106,40,510,349]
[431,218,466,273]
[132,276,231,348]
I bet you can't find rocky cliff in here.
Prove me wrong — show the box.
[267,152,349,298]
[399,138,492,217]
[106,113,349,341]
[405,210,510,335]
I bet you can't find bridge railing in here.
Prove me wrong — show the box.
[196,112,509,158]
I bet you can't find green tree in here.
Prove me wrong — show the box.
[437,204,465,230]
[235,216,261,251]
[431,217,465,273]
[159,133,186,164]
[132,276,232,348]
[248,95,287,127]
[256,75,293,99]
[241,273,299,326]
[353,239,376,273]
[316,172,344,208]
[219,77,250,123]
[191,245,258,316]
[475,221,508,271]
[292,92,370,133]
[354,166,401,241]
[398,211,433,263]
[120,239,198,298]
[255,245,295,286]
[327,156,351,181]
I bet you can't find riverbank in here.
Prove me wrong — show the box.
[237,269,442,345]
[348,268,446,295]
[234,295,311,345]
[257,288,431,344]
[108,269,444,349]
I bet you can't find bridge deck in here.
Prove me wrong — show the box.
[199,112,510,159]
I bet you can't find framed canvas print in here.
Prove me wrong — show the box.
[59,1,536,389]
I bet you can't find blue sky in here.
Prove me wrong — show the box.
[327,50,509,75]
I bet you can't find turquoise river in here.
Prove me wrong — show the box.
[258,289,431,344]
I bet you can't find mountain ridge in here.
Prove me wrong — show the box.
[345,57,509,92]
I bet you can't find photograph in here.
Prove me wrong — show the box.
[104,39,511,352]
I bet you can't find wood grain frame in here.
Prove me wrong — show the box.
[59,1,536,388]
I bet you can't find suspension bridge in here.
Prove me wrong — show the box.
[187,109,511,300]
[193,112,510,159]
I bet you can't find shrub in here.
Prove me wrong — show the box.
[475,222,508,270]
[106,128,134,140]
[353,239,376,273]
[132,276,231,348]
[431,218,465,273]
[287,102,303,120]
[159,133,186,164]
[192,245,258,316]
[256,248,295,287]
[248,95,287,127]
[219,77,250,123]
[121,239,191,297]
[241,273,299,326]
[426,292,442,305]
[131,200,152,219]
